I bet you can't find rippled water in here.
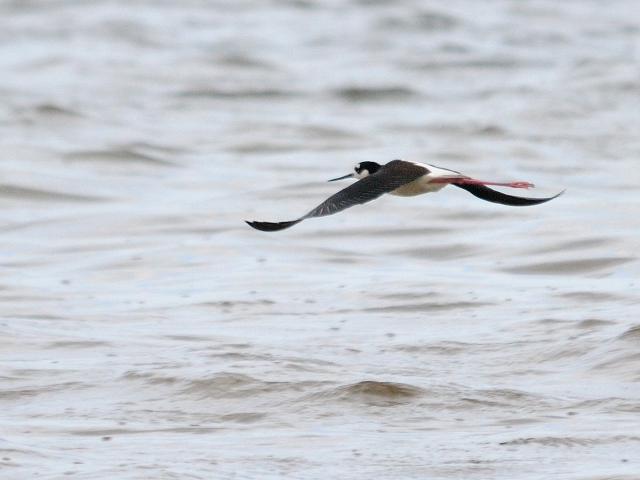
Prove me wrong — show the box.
[2,1,640,479]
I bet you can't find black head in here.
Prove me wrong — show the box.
[328,161,382,182]
[354,161,382,177]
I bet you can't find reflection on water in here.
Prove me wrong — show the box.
[1,0,640,478]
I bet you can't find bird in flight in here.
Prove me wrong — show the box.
[246,160,563,232]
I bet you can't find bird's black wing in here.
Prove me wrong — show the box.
[453,183,564,206]
[246,160,425,232]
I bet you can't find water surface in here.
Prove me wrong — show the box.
[1,1,640,478]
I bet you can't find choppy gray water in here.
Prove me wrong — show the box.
[2,1,640,478]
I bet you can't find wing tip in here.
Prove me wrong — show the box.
[453,183,565,206]
[246,219,301,232]
[534,189,565,204]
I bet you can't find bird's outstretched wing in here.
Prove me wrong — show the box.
[452,182,564,206]
[246,160,425,232]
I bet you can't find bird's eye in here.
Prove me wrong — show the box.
[354,164,361,173]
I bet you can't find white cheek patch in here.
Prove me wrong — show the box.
[354,164,368,179]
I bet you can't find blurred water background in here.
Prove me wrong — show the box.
[1,0,640,478]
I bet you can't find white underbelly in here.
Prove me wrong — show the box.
[390,177,449,197]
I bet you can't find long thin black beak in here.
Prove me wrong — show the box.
[328,173,354,182]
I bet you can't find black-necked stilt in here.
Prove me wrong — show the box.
[246,160,563,232]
